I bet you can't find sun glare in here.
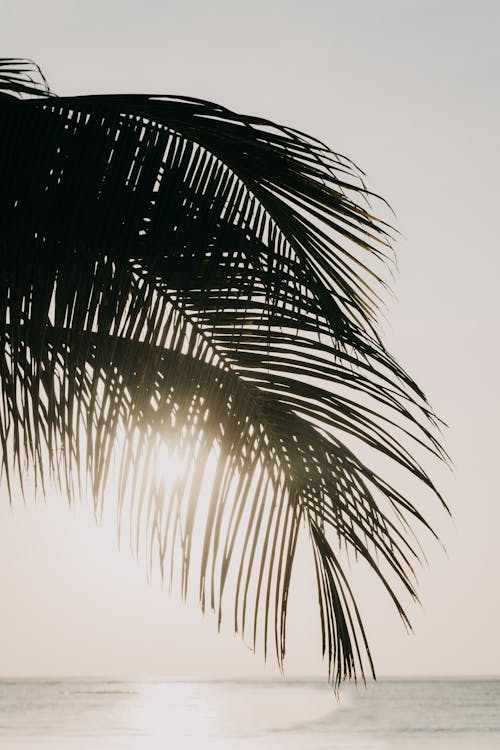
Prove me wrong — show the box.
[154,443,199,494]
[102,432,222,587]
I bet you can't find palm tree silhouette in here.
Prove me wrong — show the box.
[0,58,446,689]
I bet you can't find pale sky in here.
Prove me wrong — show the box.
[0,0,499,679]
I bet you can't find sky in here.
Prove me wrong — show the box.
[0,0,499,680]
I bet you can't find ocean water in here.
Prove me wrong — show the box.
[0,678,498,749]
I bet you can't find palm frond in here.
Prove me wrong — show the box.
[0,59,446,689]
[0,58,53,99]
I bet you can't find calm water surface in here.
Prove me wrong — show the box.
[0,678,498,749]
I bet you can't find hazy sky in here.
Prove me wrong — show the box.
[0,0,499,679]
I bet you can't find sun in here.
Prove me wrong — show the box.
[103,431,221,585]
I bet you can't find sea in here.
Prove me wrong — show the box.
[0,678,498,749]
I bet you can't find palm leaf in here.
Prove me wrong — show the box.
[0,58,52,99]
[0,60,446,689]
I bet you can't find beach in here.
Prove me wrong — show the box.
[1,677,498,749]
